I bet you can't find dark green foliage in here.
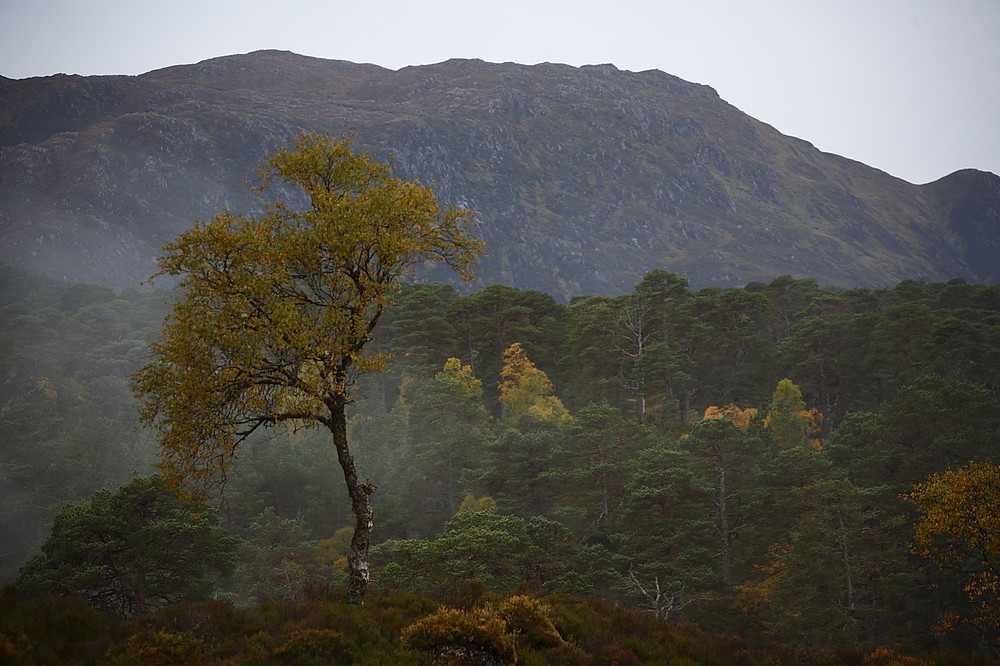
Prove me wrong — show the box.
[5,267,1000,659]
[447,284,566,409]
[617,442,716,605]
[559,295,624,409]
[523,516,618,595]
[0,277,166,580]
[741,480,912,649]
[468,417,563,517]
[374,509,616,603]
[16,475,238,618]
[389,283,461,375]
[225,507,331,606]
[777,310,880,429]
[401,371,492,532]
[547,404,661,538]
[375,510,530,599]
[678,418,762,586]
[221,428,350,538]
[826,375,1000,494]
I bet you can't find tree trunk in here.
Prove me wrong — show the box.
[681,390,693,427]
[714,452,732,586]
[445,444,457,516]
[328,402,375,605]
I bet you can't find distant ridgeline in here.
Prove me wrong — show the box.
[1,51,998,298]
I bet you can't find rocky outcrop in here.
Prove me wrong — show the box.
[1,51,996,297]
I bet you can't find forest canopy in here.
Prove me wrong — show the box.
[2,259,999,659]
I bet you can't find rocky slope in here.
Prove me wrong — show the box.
[1,50,996,297]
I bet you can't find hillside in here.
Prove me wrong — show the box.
[1,50,997,298]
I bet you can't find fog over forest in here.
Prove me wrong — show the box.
[3,259,998,661]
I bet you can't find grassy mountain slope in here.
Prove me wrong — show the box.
[1,50,996,297]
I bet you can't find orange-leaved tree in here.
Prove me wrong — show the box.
[131,133,483,605]
[904,460,1000,636]
[703,403,758,432]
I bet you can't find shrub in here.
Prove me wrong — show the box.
[402,606,517,665]
[522,642,590,666]
[124,600,268,663]
[862,647,931,665]
[495,595,562,650]
[0,627,33,665]
[0,591,109,664]
[105,630,207,665]
[270,628,354,664]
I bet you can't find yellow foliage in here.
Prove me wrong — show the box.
[762,379,824,449]
[131,133,484,496]
[393,373,423,416]
[437,358,484,402]
[402,606,517,664]
[496,595,563,650]
[271,629,352,663]
[109,631,206,665]
[527,396,570,421]
[498,343,570,423]
[0,628,33,664]
[435,358,490,421]
[457,494,499,514]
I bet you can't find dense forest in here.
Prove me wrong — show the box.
[2,261,998,663]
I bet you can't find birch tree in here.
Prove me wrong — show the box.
[132,133,482,604]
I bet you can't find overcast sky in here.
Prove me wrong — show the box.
[2,0,997,184]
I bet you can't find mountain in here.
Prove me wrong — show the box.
[1,50,997,298]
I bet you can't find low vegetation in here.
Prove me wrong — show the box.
[6,583,984,665]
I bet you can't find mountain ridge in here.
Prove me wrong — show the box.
[1,50,997,298]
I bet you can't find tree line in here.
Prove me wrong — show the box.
[347,273,999,654]
[4,260,998,656]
